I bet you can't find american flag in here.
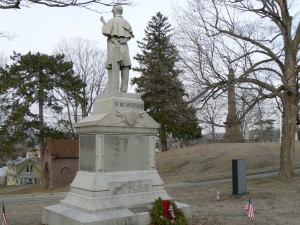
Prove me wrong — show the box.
[2,202,8,225]
[244,197,254,221]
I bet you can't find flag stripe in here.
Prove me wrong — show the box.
[2,203,8,225]
[244,197,254,221]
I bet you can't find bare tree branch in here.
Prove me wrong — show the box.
[0,31,16,40]
[174,0,300,179]
[0,0,132,10]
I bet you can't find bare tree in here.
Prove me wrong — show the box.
[54,37,107,137]
[0,0,132,10]
[0,32,15,40]
[239,95,281,140]
[197,97,227,139]
[175,0,300,179]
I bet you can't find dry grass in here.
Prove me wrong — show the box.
[1,142,300,225]
[168,174,300,225]
[157,142,300,184]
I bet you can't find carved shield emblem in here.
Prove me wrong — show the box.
[124,111,137,126]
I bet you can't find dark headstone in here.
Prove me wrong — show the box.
[232,158,247,195]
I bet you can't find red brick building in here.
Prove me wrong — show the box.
[42,137,79,189]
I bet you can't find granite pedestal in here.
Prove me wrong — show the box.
[43,92,191,225]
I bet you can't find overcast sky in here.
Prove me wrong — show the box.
[0,0,184,93]
[0,0,182,64]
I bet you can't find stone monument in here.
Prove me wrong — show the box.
[223,68,244,142]
[43,5,191,225]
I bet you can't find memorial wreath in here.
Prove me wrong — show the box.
[149,197,187,225]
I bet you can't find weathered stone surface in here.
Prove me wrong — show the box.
[224,68,244,142]
[43,201,191,225]
[43,78,191,225]
[74,93,159,135]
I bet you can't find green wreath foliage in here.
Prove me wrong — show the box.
[149,197,187,225]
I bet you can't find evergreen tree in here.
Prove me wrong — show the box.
[132,12,201,152]
[0,52,83,160]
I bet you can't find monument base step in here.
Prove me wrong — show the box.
[43,202,192,225]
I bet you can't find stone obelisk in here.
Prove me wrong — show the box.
[223,68,244,142]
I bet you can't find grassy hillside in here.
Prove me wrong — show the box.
[156,142,300,184]
[3,142,300,195]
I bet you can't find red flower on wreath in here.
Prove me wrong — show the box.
[151,197,185,225]
[162,200,172,220]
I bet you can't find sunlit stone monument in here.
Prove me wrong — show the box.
[43,5,191,225]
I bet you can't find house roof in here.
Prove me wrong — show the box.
[17,158,41,173]
[7,158,41,173]
[7,157,29,166]
[45,137,79,158]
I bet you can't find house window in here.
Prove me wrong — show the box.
[26,165,33,173]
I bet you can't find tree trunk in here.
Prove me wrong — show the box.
[39,105,45,154]
[279,53,297,179]
[159,125,168,152]
[279,93,297,179]
[160,135,168,152]
[211,124,215,140]
[38,80,45,187]
[278,0,299,179]
[38,82,45,155]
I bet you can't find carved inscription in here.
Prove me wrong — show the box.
[115,101,144,110]
[110,180,152,195]
[104,135,149,171]
[107,218,137,225]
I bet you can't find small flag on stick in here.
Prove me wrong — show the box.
[2,202,8,225]
[216,188,221,201]
[244,197,254,221]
